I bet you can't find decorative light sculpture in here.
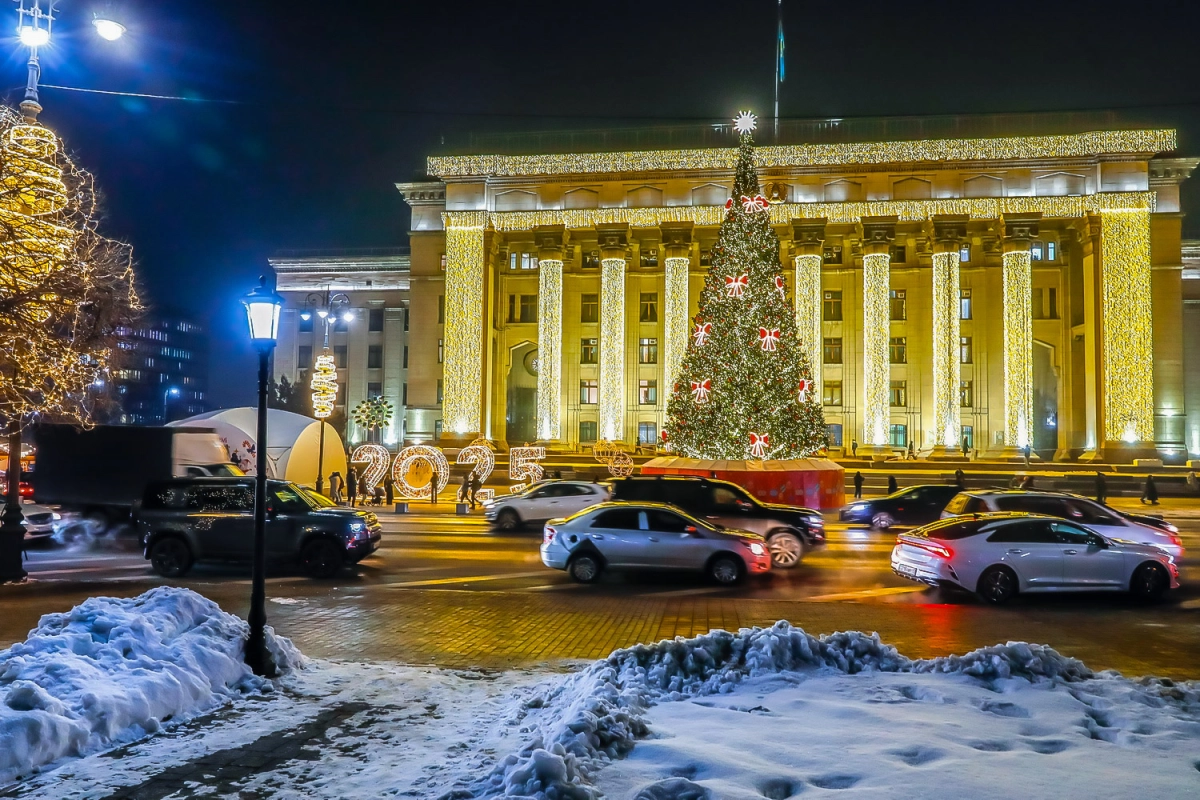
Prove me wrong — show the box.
[861,252,891,446]
[662,257,690,397]
[1099,209,1155,443]
[441,211,487,435]
[931,251,961,448]
[536,259,562,440]
[1002,250,1033,448]
[792,254,823,399]
[598,257,626,441]
[309,353,337,418]
[391,445,449,500]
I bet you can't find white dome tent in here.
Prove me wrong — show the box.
[170,408,346,487]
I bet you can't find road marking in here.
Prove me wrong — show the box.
[27,564,149,577]
[380,548,541,563]
[1179,598,1200,609]
[383,570,549,588]
[647,586,730,598]
[803,585,928,602]
[522,582,587,592]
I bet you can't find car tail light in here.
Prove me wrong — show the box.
[905,538,953,559]
[543,526,557,544]
[1168,534,1182,547]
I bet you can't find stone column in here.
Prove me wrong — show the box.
[927,215,968,459]
[661,222,694,401]
[999,213,1039,458]
[597,224,629,442]
[534,225,566,443]
[440,210,489,438]
[858,216,897,452]
[790,219,826,397]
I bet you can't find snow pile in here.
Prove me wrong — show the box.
[455,621,1191,800]
[0,587,303,783]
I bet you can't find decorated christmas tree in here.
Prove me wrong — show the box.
[664,112,827,460]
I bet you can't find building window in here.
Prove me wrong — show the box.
[640,293,659,322]
[1034,287,1060,320]
[434,420,443,438]
[823,290,843,321]
[438,296,445,324]
[581,294,599,323]
[823,337,843,364]
[438,338,444,364]
[298,314,313,333]
[639,338,658,364]
[510,295,537,323]
[436,379,443,405]
[333,345,348,369]
[403,346,409,368]
[960,289,972,320]
[368,309,384,332]
[581,338,598,364]
[638,422,657,445]
[962,425,974,450]
[367,345,383,369]
[889,289,906,320]
[889,424,908,447]
[959,243,970,262]
[823,380,843,406]
[510,251,539,270]
[583,250,599,269]
[638,379,658,405]
[579,420,598,442]
[1031,241,1044,261]
[367,382,382,400]
[1047,240,1057,261]
[960,336,973,364]
[404,309,409,332]
[961,380,974,408]
[889,337,907,364]
[823,246,842,265]
[402,383,408,405]
[890,245,907,263]
[889,380,907,407]
[297,345,312,370]
[580,379,598,405]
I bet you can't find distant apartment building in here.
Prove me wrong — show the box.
[112,313,209,425]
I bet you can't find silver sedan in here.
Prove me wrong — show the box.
[539,502,772,585]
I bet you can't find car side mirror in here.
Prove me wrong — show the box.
[1088,535,1107,549]
[683,525,698,537]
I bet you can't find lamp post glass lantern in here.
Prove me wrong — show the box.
[241,277,283,677]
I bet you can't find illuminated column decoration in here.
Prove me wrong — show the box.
[931,251,962,448]
[1002,249,1033,448]
[793,254,823,394]
[536,259,563,440]
[310,352,338,418]
[663,257,690,394]
[599,257,627,441]
[858,216,897,448]
[441,211,489,435]
[1099,209,1155,443]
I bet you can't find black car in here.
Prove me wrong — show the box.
[135,478,382,578]
[839,484,962,529]
[606,475,825,569]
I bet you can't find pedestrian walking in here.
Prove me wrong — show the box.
[384,472,394,506]
[1023,445,1031,466]
[954,468,965,490]
[1187,470,1197,495]
[961,436,970,460]
[429,475,437,506]
[1142,475,1159,505]
[853,471,864,499]
[458,472,471,504]
[887,474,898,494]
[1095,471,1107,504]
[851,439,859,458]
[469,474,482,510]
[347,467,358,508]
[328,471,343,504]
[907,441,915,460]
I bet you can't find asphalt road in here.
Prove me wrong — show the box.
[2,500,1199,678]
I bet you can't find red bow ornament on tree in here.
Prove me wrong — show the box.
[692,322,712,346]
[749,432,770,458]
[725,274,749,297]
[797,378,810,402]
[724,198,734,211]
[775,275,786,299]
[690,379,711,404]
[740,195,769,213]
[758,327,781,352]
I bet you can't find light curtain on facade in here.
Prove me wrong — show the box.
[536,259,563,440]
[793,254,822,397]
[931,251,961,448]
[862,252,891,446]
[663,257,690,397]
[1002,250,1033,448]
[1100,208,1155,443]
[441,211,488,434]
[599,257,627,440]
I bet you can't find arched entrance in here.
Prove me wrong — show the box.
[506,342,538,444]
[1033,341,1059,456]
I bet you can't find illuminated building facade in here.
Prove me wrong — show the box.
[279,118,1200,461]
[112,314,209,425]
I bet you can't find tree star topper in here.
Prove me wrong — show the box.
[733,111,757,134]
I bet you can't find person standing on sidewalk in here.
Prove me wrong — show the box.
[1187,470,1197,495]
[853,471,864,499]
[954,468,966,490]
[328,471,343,504]
[469,473,482,510]
[887,474,898,494]
[384,471,394,506]
[907,441,915,460]
[1142,475,1159,505]
[458,472,471,504]
[961,436,970,459]
[851,439,858,458]
[1095,471,1108,505]
[347,467,358,508]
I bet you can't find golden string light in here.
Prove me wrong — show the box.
[1002,250,1033,448]
[599,257,626,441]
[1099,209,1155,443]
[536,259,563,440]
[349,443,391,492]
[441,211,488,435]
[862,253,891,446]
[662,257,690,398]
[309,352,337,419]
[429,130,1174,178]
[931,252,962,448]
[391,444,450,500]
[792,254,822,399]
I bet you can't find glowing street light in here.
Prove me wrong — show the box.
[17,24,48,47]
[91,15,125,41]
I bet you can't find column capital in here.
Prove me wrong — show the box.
[790,218,827,257]
[858,215,897,255]
[660,221,694,260]
[595,223,630,259]
[1000,212,1041,251]
[534,224,567,260]
[927,214,969,254]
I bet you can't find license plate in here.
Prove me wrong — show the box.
[896,563,917,576]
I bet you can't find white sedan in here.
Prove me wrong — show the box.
[484,481,609,531]
[891,513,1179,604]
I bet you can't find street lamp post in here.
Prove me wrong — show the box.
[162,386,180,423]
[301,289,350,494]
[242,276,283,677]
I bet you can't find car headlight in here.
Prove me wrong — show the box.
[806,515,824,526]
[849,504,867,512]
[749,543,765,556]
[348,521,367,532]
[51,512,61,521]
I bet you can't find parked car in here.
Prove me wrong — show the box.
[941,490,1184,559]
[2,501,62,545]
[135,478,382,579]
[839,484,962,529]
[891,514,1179,604]
[606,475,824,569]
[484,481,609,531]
[540,502,771,585]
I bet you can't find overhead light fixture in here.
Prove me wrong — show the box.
[17,25,49,47]
[91,15,125,41]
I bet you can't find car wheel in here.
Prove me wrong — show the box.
[300,538,344,579]
[496,509,522,532]
[1130,562,1169,602]
[568,553,602,583]
[871,512,894,530]
[767,530,803,569]
[977,566,1018,605]
[708,554,744,586]
[149,536,192,578]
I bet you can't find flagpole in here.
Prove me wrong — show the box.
[774,0,783,140]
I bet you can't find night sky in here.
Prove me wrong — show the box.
[13,0,1200,408]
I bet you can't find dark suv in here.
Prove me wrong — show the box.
[135,478,382,578]
[607,475,825,569]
